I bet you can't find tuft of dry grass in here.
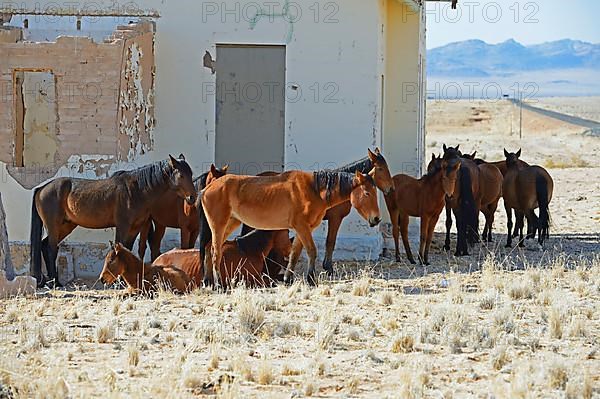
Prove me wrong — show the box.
[352,273,371,297]
[549,306,563,339]
[547,363,568,390]
[127,344,140,367]
[95,320,115,344]
[257,359,275,385]
[237,294,265,335]
[491,346,510,371]
[391,334,415,353]
[380,291,394,306]
[544,155,590,169]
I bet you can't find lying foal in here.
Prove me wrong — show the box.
[153,229,292,289]
[100,242,192,294]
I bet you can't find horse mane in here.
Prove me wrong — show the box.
[313,171,357,202]
[334,157,373,174]
[235,229,275,256]
[112,159,187,194]
[194,171,209,191]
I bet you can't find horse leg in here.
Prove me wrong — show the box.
[418,215,430,265]
[44,222,76,287]
[138,219,151,260]
[295,225,318,286]
[505,205,513,248]
[284,235,304,285]
[188,228,199,249]
[525,210,538,239]
[423,214,440,266]
[389,209,401,262]
[180,227,191,249]
[443,201,452,251]
[399,213,415,264]
[150,223,166,261]
[323,215,343,275]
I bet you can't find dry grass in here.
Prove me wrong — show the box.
[0,253,597,397]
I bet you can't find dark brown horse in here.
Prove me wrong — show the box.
[502,149,553,247]
[439,145,481,256]
[201,167,381,287]
[138,164,228,261]
[461,152,503,242]
[465,153,532,239]
[30,155,195,287]
[384,154,460,265]
[154,229,292,289]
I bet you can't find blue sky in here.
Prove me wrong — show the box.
[426,0,600,49]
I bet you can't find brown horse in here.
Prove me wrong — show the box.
[464,153,532,238]
[100,242,192,294]
[440,145,481,256]
[384,154,460,265]
[230,149,394,276]
[321,149,394,274]
[502,149,553,247]
[30,156,196,288]
[138,164,228,261]
[461,152,503,242]
[154,229,292,288]
[201,166,380,287]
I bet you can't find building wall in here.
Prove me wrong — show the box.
[0,0,424,279]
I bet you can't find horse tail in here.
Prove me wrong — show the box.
[30,187,44,281]
[536,173,550,241]
[197,190,211,261]
[459,166,479,246]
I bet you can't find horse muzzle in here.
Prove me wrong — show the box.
[369,217,381,228]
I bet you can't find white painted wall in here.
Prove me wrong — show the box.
[1,0,424,274]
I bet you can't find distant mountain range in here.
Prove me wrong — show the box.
[427,39,600,77]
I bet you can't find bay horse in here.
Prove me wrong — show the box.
[100,242,192,294]
[502,149,553,247]
[461,152,503,242]
[439,145,481,256]
[30,155,196,288]
[154,229,292,289]
[321,148,393,274]
[138,164,228,261]
[201,167,380,287]
[464,153,532,239]
[384,154,460,265]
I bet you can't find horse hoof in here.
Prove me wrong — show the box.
[283,276,294,286]
[35,275,47,289]
[408,259,417,265]
[306,273,318,287]
[322,260,333,273]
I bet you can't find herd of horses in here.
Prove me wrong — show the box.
[29,147,553,293]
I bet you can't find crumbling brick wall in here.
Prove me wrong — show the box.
[0,21,155,189]
[0,193,15,280]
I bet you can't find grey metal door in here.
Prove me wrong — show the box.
[215,45,285,175]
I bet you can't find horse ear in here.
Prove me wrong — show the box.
[471,151,477,159]
[368,167,376,178]
[504,148,510,158]
[443,144,448,152]
[367,148,377,162]
[516,148,522,158]
[222,164,229,172]
[431,153,436,161]
[178,153,186,161]
[210,164,217,174]
[109,240,115,249]
[374,147,381,154]
[355,170,365,182]
[168,154,178,167]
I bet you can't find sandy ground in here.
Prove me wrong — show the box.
[0,98,599,398]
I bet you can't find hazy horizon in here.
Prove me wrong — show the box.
[426,0,600,50]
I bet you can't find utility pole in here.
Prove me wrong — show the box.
[519,91,523,140]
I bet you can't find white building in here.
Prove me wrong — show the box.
[0,0,427,282]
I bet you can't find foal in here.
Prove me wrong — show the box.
[384,155,460,265]
[154,229,292,289]
[100,242,192,294]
